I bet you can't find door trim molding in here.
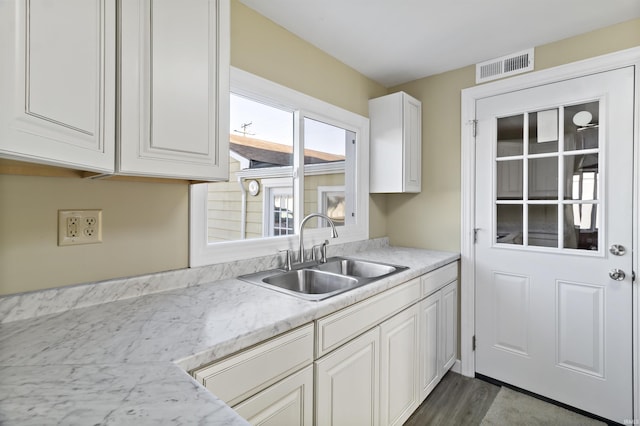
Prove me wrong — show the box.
[460,46,640,420]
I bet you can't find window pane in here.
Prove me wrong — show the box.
[564,204,598,250]
[529,109,558,154]
[497,115,523,157]
[564,154,598,201]
[497,160,523,200]
[529,157,558,200]
[303,117,348,229]
[565,101,599,151]
[207,94,294,243]
[528,204,558,248]
[497,204,523,245]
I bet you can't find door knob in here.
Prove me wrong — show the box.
[609,244,626,256]
[609,269,626,281]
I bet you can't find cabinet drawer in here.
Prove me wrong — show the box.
[233,365,313,426]
[316,278,421,358]
[421,262,457,297]
[192,323,314,406]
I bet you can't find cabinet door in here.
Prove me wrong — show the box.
[0,0,116,172]
[315,327,380,426]
[119,0,230,180]
[233,365,313,426]
[380,304,420,426]
[440,281,458,372]
[419,291,441,401]
[369,91,422,194]
[402,95,422,192]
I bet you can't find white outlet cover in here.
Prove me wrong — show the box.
[58,210,103,246]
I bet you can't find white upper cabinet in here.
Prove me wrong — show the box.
[369,91,422,193]
[119,0,230,180]
[0,0,116,173]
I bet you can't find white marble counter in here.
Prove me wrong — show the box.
[0,245,459,425]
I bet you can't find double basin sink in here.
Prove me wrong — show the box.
[238,256,408,301]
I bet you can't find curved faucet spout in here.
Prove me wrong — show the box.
[298,213,338,263]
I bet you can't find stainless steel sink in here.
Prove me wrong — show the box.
[238,256,408,301]
[264,269,359,298]
[315,257,397,278]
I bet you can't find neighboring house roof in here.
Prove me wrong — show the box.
[229,134,345,168]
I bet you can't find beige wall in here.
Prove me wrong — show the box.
[387,18,640,251]
[1,10,637,296]
[0,175,189,294]
[0,0,387,295]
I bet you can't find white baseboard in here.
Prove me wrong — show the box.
[451,359,462,374]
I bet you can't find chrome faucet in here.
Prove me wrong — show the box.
[298,213,338,263]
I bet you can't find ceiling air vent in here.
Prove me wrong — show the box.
[476,48,534,84]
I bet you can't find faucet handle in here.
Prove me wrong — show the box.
[320,240,329,263]
[279,249,293,271]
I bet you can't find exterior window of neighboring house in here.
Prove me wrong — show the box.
[262,178,295,236]
[189,68,369,266]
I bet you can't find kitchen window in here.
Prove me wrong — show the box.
[190,68,369,266]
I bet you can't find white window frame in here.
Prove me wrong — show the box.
[190,67,369,266]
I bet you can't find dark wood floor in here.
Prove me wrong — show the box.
[404,372,500,426]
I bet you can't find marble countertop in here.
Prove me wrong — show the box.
[0,246,459,425]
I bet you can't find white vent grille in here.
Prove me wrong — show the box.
[476,48,534,83]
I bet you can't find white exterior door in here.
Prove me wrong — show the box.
[475,67,634,423]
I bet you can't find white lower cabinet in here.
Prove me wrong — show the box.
[234,365,313,426]
[315,327,380,426]
[192,261,458,426]
[379,303,421,426]
[440,281,458,372]
[419,268,458,402]
[419,291,442,399]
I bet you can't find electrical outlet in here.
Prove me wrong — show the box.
[58,210,102,246]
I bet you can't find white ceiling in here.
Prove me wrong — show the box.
[238,0,640,87]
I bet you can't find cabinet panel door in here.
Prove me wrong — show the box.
[119,0,229,180]
[0,0,116,172]
[233,365,313,426]
[315,327,379,426]
[440,281,458,371]
[419,292,441,401]
[402,95,421,192]
[380,304,420,426]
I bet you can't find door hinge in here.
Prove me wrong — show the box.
[471,119,478,137]
[473,228,479,244]
[472,335,476,351]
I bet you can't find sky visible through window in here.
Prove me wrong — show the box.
[230,93,346,156]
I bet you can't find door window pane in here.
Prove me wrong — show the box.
[564,204,598,250]
[497,160,523,200]
[529,157,558,200]
[565,101,599,151]
[497,204,523,245]
[564,154,598,201]
[528,204,558,248]
[528,109,558,154]
[497,115,523,157]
